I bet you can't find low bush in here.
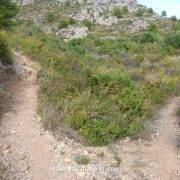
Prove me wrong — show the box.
[135,8,154,17]
[148,24,157,32]
[82,19,93,30]
[7,23,179,146]
[0,0,18,29]
[164,32,180,48]
[68,38,86,54]
[0,161,8,178]
[74,155,90,165]
[114,154,122,165]
[138,32,157,44]
[45,12,56,23]
[0,31,12,121]
[93,37,134,55]
[112,6,128,18]
[170,16,177,21]
[0,31,12,64]
[148,8,153,14]
[172,22,180,31]
[135,8,145,17]
[20,36,43,57]
[58,18,76,29]
[65,0,71,7]
[21,20,42,36]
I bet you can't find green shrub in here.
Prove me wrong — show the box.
[112,6,128,18]
[170,16,177,21]
[122,6,128,14]
[58,20,69,29]
[68,18,76,25]
[83,0,88,4]
[0,0,18,29]
[164,32,180,48]
[116,37,134,50]
[82,19,93,30]
[94,38,116,54]
[20,36,43,57]
[0,31,12,64]
[138,32,157,43]
[68,111,87,130]
[135,8,145,17]
[68,38,86,54]
[148,24,157,32]
[92,37,134,55]
[8,20,179,147]
[172,22,180,31]
[146,84,165,104]
[0,161,8,178]
[74,155,90,165]
[148,8,153,14]
[114,154,122,165]
[79,119,116,146]
[58,18,76,29]
[65,0,70,6]
[23,20,42,36]
[45,12,56,23]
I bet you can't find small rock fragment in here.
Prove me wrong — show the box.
[64,157,72,164]
[3,145,10,150]
[16,153,26,162]
[11,130,18,134]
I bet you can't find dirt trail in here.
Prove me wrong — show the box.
[143,97,180,179]
[0,52,179,180]
[0,52,73,179]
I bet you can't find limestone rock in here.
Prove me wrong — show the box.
[21,0,34,5]
[64,156,72,164]
[96,16,118,26]
[59,26,89,41]
[16,153,26,162]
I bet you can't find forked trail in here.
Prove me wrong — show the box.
[0,52,179,179]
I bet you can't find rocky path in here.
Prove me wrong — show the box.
[0,52,69,179]
[0,52,179,180]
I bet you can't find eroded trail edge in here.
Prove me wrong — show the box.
[0,52,179,180]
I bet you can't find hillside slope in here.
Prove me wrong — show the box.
[0,51,179,179]
[10,0,179,146]
[0,0,180,179]
[19,0,161,41]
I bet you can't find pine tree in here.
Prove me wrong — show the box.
[161,10,167,17]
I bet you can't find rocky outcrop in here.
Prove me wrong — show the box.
[96,16,118,26]
[21,0,34,5]
[19,0,159,40]
[58,26,89,41]
[127,19,150,32]
[21,0,140,10]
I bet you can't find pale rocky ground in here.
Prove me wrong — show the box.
[0,52,179,179]
[18,0,161,41]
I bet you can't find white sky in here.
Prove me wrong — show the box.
[138,0,180,18]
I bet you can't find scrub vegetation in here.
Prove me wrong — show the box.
[6,2,180,146]
[0,0,17,119]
